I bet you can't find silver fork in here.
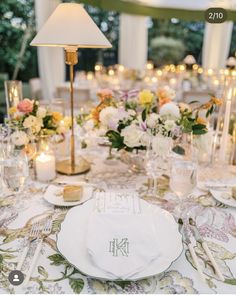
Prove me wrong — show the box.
[23,218,53,286]
[16,221,42,270]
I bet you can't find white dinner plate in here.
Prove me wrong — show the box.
[210,188,236,208]
[43,183,94,207]
[57,198,183,280]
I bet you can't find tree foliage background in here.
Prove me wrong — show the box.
[0,0,37,83]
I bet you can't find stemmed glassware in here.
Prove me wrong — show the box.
[170,131,197,217]
[0,124,10,196]
[1,126,29,196]
[145,135,172,198]
[169,160,197,217]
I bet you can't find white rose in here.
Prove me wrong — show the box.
[36,107,47,118]
[160,102,180,120]
[23,115,42,134]
[121,125,144,148]
[146,113,160,129]
[10,131,29,147]
[140,132,151,147]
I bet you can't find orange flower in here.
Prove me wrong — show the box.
[211,96,222,106]
[159,97,171,107]
[202,102,212,109]
[52,111,63,122]
[197,117,207,125]
[97,88,113,102]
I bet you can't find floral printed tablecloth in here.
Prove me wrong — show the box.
[1,148,236,294]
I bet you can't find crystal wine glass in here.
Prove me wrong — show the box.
[169,160,197,217]
[2,126,29,196]
[145,135,171,198]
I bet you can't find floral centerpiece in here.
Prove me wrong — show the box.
[8,98,71,146]
[79,87,222,156]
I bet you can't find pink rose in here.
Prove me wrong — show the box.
[17,99,33,114]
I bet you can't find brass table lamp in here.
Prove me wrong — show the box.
[30,3,111,175]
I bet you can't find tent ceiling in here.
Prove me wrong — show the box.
[77,0,236,20]
[126,0,236,11]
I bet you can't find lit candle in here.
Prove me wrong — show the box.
[87,71,94,80]
[10,86,20,107]
[146,61,154,70]
[108,69,115,76]
[35,152,56,182]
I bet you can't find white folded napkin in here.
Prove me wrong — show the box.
[86,212,160,280]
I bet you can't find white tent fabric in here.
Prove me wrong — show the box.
[202,21,233,69]
[125,0,236,10]
[34,0,64,101]
[119,14,148,70]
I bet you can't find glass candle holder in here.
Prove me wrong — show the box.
[4,80,23,117]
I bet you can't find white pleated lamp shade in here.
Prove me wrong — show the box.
[30,3,112,49]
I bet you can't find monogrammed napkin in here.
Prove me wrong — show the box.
[86,212,160,279]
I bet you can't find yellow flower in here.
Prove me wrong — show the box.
[52,111,63,122]
[9,106,17,115]
[197,117,207,125]
[139,89,154,105]
[211,96,222,106]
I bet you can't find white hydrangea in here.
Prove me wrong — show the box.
[10,130,29,147]
[99,106,118,128]
[160,102,180,120]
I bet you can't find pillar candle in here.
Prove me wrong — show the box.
[35,152,56,182]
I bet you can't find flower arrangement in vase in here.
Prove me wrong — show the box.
[78,87,222,155]
[8,98,71,146]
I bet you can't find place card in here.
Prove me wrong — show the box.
[94,190,140,214]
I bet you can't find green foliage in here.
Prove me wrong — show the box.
[0,0,37,81]
[150,36,185,65]
[69,278,84,293]
[38,266,49,279]
[106,130,125,150]
[48,253,69,266]
[149,19,205,64]
[172,145,185,155]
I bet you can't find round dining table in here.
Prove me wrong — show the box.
[0,145,236,294]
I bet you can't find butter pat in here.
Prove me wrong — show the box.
[232,187,236,200]
[63,185,83,202]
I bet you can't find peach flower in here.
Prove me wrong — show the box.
[17,98,33,113]
[97,88,113,101]
[197,117,207,125]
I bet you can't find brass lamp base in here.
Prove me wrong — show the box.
[56,157,90,175]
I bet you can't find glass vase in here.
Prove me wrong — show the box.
[4,80,23,118]
[35,135,56,182]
